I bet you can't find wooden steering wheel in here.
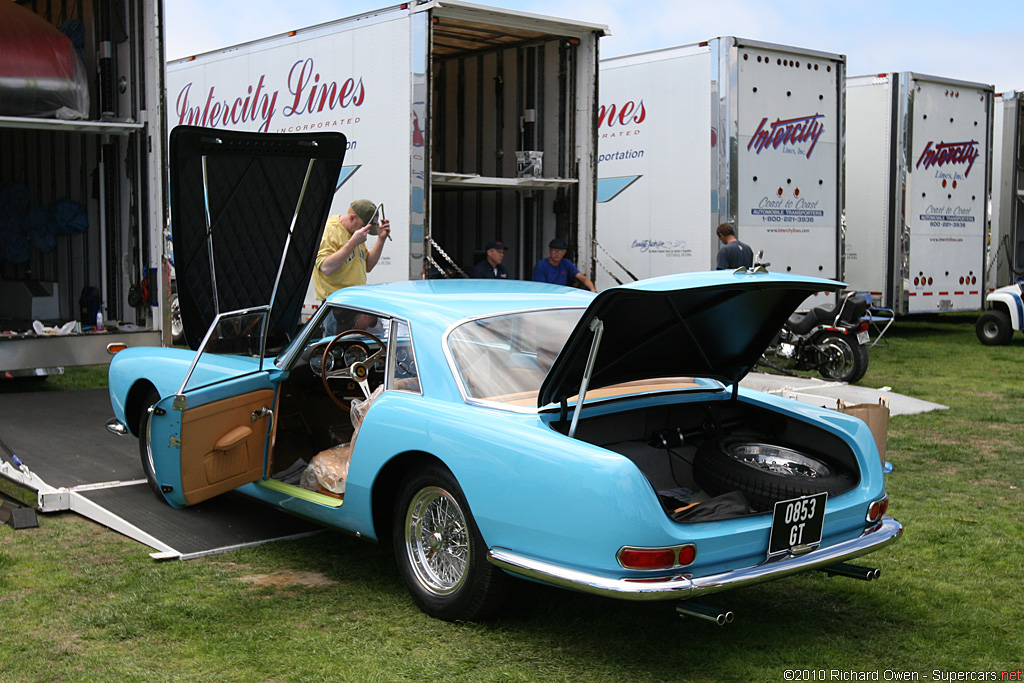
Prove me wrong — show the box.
[320,329,387,412]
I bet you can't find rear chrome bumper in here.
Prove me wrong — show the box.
[488,515,902,602]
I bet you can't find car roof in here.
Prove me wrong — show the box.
[325,279,595,332]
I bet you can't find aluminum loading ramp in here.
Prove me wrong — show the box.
[0,388,319,560]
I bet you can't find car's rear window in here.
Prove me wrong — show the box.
[447,308,584,404]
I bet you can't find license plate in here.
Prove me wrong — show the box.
[768,492,827,557]
[856,330,870,345]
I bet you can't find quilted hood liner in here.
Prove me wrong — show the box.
[169,126,347,350]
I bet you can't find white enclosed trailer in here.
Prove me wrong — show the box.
[0,1,166,375]
[845,73,994,314]
[166,1,606,318]
[593,38,845,306]
[989,91,1024,289]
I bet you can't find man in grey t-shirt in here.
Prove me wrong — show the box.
[715,223,753,269]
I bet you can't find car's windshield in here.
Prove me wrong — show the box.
[447,308,584,405]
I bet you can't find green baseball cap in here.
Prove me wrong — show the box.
[350,199,379,235]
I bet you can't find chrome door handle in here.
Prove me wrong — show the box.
[251,406,273,422]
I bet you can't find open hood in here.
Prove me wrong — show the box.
[538,271,843,408]
[169,126,347,350]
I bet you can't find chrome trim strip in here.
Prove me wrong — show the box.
[488,516,902,602]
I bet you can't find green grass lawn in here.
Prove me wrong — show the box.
[1,315,1022,682]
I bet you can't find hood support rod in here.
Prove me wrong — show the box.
[200,151,221,317]
[261,154,318,359]
[569,318,604,439]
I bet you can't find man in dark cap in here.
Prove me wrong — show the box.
[470,240,510,278]
[532,238,596,292]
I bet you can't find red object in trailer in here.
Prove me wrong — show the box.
[0,1,89,119]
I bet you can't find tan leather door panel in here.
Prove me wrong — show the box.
[179,389,275,505]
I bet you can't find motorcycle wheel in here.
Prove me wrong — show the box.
[815,333,868,384]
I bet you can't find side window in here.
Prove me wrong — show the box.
[389,319,420,393]
[178,307,270,395]
[312,305,387,340]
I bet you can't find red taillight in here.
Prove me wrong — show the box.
[857,321,870,334]
[867,495,889,523]
[618,545,696,570]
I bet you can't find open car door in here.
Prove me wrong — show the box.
[146,308,282,508]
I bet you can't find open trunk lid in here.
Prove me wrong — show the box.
[538,271,843,408]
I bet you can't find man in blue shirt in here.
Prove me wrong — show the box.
[532,238,596,291]
[715,223,754,269]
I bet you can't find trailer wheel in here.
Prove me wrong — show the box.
[138,389,165,502]
[693,438,857,511]
[976,310,1012,346]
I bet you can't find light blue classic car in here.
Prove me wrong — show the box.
[106,128,901,623]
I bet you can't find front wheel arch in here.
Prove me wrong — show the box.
[124,380,159,438]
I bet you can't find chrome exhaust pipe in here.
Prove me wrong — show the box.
[820,562,881,581]
[676,602,734,625]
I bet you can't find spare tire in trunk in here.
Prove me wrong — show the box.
[693,437,857,511]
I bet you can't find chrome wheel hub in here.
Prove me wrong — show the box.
[728,443,831,478]
[405,486,470,595]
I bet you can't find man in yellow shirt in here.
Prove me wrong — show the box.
[314,199,391,299]
[314,199,391,333]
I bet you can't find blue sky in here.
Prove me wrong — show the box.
[165,1,1019,92]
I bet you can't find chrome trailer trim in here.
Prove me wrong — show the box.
[488,515,902,601]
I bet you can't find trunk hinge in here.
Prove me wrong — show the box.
[568,317,604,439]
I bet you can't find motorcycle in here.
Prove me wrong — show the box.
[761,290,871,384]
[747,252,871,383]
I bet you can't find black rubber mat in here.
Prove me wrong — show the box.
[80,485,319,557]
[0,388,141,487]
[0,388,319,556]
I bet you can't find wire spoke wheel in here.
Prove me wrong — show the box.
[405,486,470,595]
[693,437,856,511]
[727,443,832,478]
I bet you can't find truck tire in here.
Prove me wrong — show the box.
[693,437,857,512]
[976,310,1012,346]
[816,333,869,384]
